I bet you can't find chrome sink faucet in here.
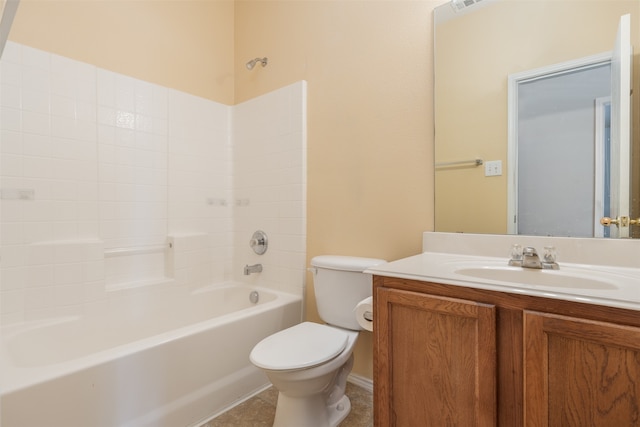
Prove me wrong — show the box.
[244,263,263,275]
[522,247,542,269]
[509,245,559,270]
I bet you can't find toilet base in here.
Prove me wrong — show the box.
[273,393,351,427]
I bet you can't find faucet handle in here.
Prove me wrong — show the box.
[543,246,557,263]
[510,244,523,260]
[508,244,523,266]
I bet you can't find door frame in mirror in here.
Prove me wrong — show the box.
[594,95,612,238]
[507,52,613,235]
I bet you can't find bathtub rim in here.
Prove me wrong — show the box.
[1,282,302,395]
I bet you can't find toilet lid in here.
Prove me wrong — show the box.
[250,322,349,371]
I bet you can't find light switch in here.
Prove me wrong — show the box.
[485,160,502,177]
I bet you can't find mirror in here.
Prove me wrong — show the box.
[434,0,640,238]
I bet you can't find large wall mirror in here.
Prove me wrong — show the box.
[434,0,640,238]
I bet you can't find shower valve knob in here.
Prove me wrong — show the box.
[250,230,268,255]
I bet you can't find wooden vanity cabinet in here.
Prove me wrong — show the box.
[375,286,497,426]
[524,311,640,426]
[373,275,640,427]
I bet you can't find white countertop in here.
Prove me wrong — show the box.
[366,252,640,312]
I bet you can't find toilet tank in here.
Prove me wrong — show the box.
[310,256,386,330]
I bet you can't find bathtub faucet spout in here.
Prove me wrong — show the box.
[244,263,263,275]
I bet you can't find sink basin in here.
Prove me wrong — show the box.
[455,267,618,290]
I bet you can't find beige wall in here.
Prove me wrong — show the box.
[9,0,235,104]
[235,0,435,378]
[434,0,640,234]
[8,0,436,380]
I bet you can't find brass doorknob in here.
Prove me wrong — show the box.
[600,216,640,227]
[600,217,619,226]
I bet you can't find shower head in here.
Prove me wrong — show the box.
[246,57,268,70]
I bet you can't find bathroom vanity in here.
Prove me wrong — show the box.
[367,233,640,427]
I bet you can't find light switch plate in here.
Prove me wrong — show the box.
[485,160,502,177]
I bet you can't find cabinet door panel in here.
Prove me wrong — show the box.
[375,287,496,427]
[524,310,640,426]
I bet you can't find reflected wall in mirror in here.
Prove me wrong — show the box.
[434,0,640,238]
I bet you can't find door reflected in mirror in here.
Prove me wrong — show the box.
[509,57,612,238]
[433,0,639,238]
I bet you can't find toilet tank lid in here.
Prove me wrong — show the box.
[311,255,387,272]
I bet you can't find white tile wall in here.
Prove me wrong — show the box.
[1,43,99,246]
[0,240,105,323]
[166,233,213,289]
[168,90,232,283]
[0,42,307,325]
[232,81,307,295]
[97,69,169,250]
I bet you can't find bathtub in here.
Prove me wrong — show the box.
[0,283,302,427]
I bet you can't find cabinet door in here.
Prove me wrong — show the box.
[524,310,640,426]
[375,287,497,427]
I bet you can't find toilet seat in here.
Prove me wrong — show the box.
[250,322,348,371]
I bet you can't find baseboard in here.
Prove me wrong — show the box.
[347,373,373,393]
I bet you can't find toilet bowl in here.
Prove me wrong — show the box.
[249,255,386,427]
[250,322,358,427]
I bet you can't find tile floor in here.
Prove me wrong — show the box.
[201,382,373,427]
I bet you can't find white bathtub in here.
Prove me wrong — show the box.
[1,283,302,427]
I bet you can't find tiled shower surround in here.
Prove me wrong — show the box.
[0,41,307,324]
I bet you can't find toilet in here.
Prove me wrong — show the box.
[250,255,386,427]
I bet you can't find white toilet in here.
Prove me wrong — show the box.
[250,255,386,427]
